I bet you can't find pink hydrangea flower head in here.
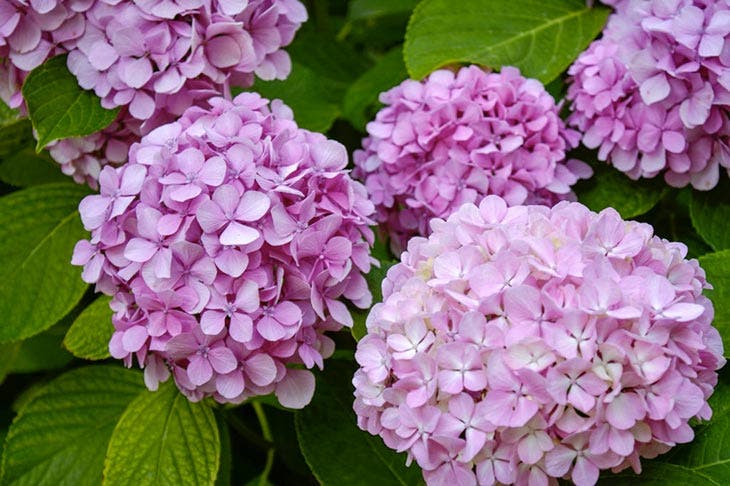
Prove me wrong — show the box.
[73,93,376,408]
[567,0,730,190]
[353,65,592,253]
[1,0,307,185]
[67,0,306,119]
[353,195,724,486]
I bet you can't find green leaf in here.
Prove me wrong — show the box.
[0,98,18,122]
[599,370,730,485]
[295,361,424,485]
[0,183,91,342]
[252,62,345,133]
[63,296,113,360]
[598,462,719,485]
[574,163,668,219]
[0,119,34,160]
[348,0,421,21]
[691,179,730,251]
[404,0,609,83]
[0,342,21,385]
[0,366,144,486]
[9,323,73,373]
[699,250,730,355]
[215,414,232,486]
[286,26,371,84]
[0,149,68,187]
[0,428,7,458]
[352,260,396,341]
[104,381,220,486]
[343,47,408,130]
[22,55,119,150]
[266,405,311,477]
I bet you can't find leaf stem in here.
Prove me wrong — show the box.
[253,402,275,486]
[221,409,272,453]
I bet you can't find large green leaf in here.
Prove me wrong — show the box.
[598,462,719,485]
[343,47,409,130]
[0,99,33,159]
[286,26,370,84]
[0,366,144,485]
[699,250,730,354]
[348,0,421,21]
[63,296,113,361]
[214,414,232,486]
[252,62,344,133]
[104,381,220,486]
[691,180,730,251]
[0,342,21,384]
[0,183,90,342]
[0,149,68,188]
[352,260,396,341]
[0,120,34,160]
[574,163,668,219]
[295,361,424,485]
[22,55,119,149]
[9,323,73,373]
[404,0,609,82]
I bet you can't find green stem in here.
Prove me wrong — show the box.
[221,409,272,453]
[253,402,275,486]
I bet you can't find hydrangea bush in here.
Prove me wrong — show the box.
[73,92,375,406]
[354,65,592,252]
[0,0,306,184]
[354,196,724,485]
[1,1,729,486]
[567,0,730,189]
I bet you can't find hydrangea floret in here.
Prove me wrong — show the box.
[567,0,730,189]
[0,0,306,185]
[73,93,376,408]
[353,65,591,253]
[353,195,724,485]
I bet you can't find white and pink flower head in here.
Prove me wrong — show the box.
[353,195,724,485]
[73,92,376,408]
[567,0,730,190]
[0,0,307,186]
[353,65,592,253]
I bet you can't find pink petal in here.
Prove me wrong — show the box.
[245,354,278,386]
[220,221,260,246]
[230,313,254,343]
[639,73,670,105]
[237,191,271,222]
[200,310,226,335]
[275,369,315,409]
[196,199,227,233]
[122,325,148,352]
[216,371,245,399]
[120,57,153,89]
[188,355,213,386]
[208,346,237,374]
[124,238,158,262]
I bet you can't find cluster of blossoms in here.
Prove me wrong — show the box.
[0,0,306,185]
[353,65,591,253]
[353,196,724,485]
[73,93,376,407]
[567,0,730,189]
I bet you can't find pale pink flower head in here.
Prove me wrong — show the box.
[353,65,591,253]
[0,0,307,186]
[353,195,724,486]
[567,0,730,190]
[73,93,375,408]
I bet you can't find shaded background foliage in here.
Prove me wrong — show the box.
[0,0,728,485]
